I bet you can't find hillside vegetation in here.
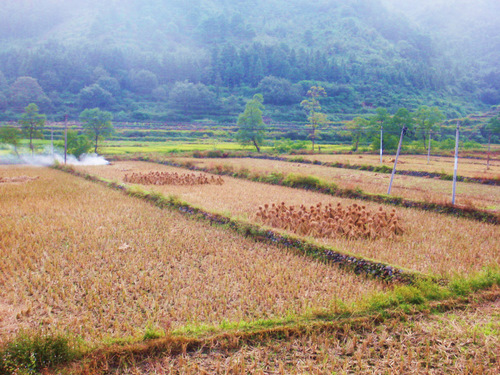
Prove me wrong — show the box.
[0,0,498,122]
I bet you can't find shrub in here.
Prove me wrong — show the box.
[0,333,77,374]
[206,149,224,158]
[283,173,324,190]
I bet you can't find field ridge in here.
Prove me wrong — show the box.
[50,288,500,374]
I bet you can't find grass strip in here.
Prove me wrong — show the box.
[126,155,499,224]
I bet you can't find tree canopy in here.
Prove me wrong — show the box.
[79,108,114,153]
[0,125,21,156]
[19,103,46,155]
[414,106,445,149]
[301,86,328,151]
[236,94,266,152]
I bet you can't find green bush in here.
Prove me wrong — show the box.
[283,173,324,190]
[0,333,77,374]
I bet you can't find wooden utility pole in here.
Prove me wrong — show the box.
[387,126,406,195]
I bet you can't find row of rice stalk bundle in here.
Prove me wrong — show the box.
[124,171,224,186]
[256,201,404,240]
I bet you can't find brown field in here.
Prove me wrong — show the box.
[75,161,500,277]
[116,298,500,375]
[113,300,500,375]
[283,152,500,180]
[178,157,500,213]
[0,166,387,344]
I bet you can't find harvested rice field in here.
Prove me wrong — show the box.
[177,157,500,213]
[0,166,388,344]
[75,161,500,277]
[283,152,500,180]
[116,297,500,375]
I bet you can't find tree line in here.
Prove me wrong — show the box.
[2,93,498,158]
[0,104,114,157]
[236,86,500,153]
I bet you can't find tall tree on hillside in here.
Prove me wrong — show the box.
[301,86,328,152]
[79,108,113,153]
[10,77,51,112]
[414,106,445,149]
[236,94,266,152]
[19,103,45,155]
[345,117,369,151]
[484,115,500,169]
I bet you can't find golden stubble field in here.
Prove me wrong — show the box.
[76,161,500,277]
[0,166,386,343]
[283,152,500,180]
[117,299,500,375]
[181,157,500,213]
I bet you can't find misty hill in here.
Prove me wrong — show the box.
[0,0,498,122]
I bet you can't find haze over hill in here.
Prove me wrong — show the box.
[0,0,498,122]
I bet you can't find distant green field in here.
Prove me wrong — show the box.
[3,138,493,159]
[99,140,351,155]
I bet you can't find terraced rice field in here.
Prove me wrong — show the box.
[176,157,500,213]
[283,152,500,180]
[0,166,387,344]
[76,161,499,277]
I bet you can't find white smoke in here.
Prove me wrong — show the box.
[0,145,109,166]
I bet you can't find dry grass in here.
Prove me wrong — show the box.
[112,299,500,374]
[182,157,500,213]
[0,165,386,344]
[0,175,39,184]
[285,152,500,180]
[75,161,499,277]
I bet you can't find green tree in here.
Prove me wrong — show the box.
[78,84,114,110]
[257,76,301,105]
[345,117,369,151]
[79,108,113,153]
[484,116,500,169]
[0,125,21,156]
[66,129,92,158]
[391,108,414,132]
[168,81,217,112]
[9,77,52,112]
[414,106,445,150]
[129,69,158,95]
[301,86,328,152]
[19,103,46,155]
[236,94,266,152]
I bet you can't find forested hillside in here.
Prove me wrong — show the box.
[0,0,498,122]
